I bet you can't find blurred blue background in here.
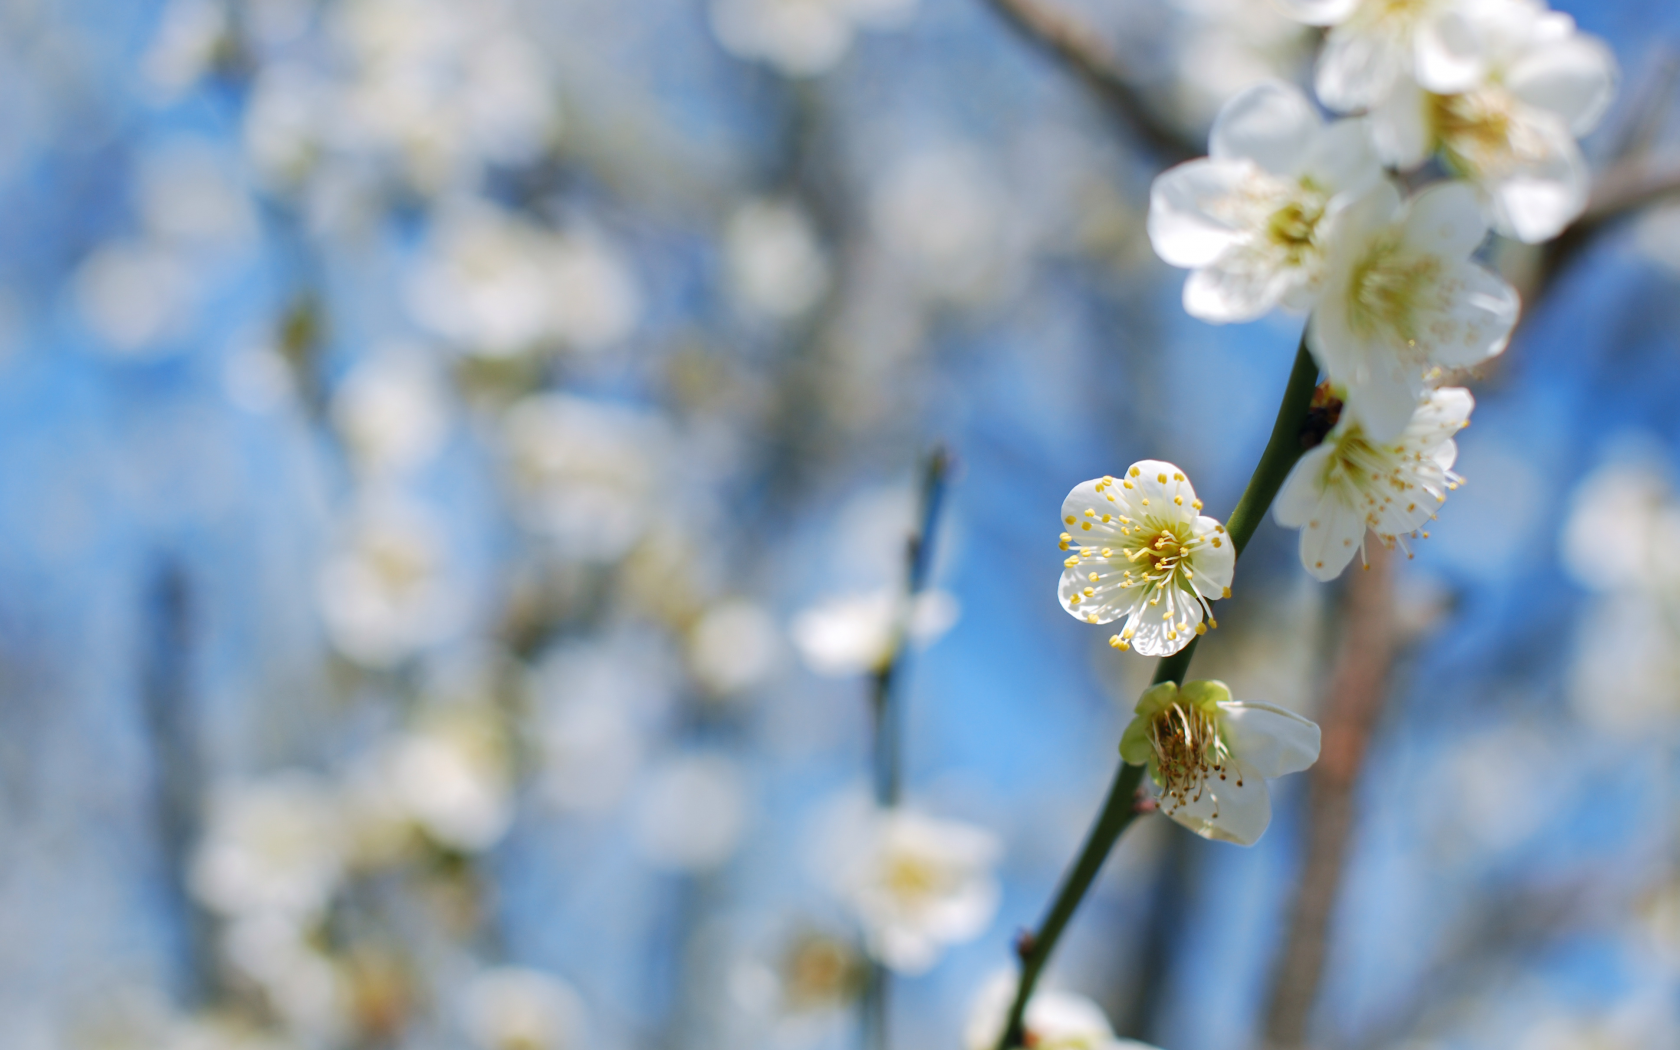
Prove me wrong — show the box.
[3,1,1680,1048]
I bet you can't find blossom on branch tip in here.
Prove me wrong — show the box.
[1120,680,1320,846]
[1308,180,1516,441]
[1057,461,1234,658]
[1274,386,1472,580]
[1275,0,1498,113]
[1148,80,1381,323]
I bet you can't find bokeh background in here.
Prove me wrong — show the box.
[5,0,1680,1048]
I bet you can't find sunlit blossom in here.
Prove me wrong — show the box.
[316,494,464,667]
[190,772,346,920]
[790,588,960,676]
[1276,0,1498,113]
[1307,181,1517,441]
[461,967,585,1050]
[1057,462,1235,657]
[725,198,832,321]
[1120,680,1319,845]
[1274,386,1472,580]
[711,0,918,77]
[1149,80,1381,322]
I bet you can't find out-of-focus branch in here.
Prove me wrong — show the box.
[1262,545,1395,1050]
[977,0,1199,164]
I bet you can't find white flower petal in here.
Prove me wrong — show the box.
[1418,260,1520,367]
[1368,77,1433,170]
[1147,159,1253,268]
[1506,33,1618,135]
[1295,487,1366,580]
[1219,701,1321,778]
[1273,444,1336,528]
[1316,23,1406,112]
[1301,118,1383,197]
[1400,181,1489,260]
[1188,515,1235,598]
[1209,80,1322,175]
[1413,10,1485,94]
[1486,132,1589,243]
[1163,757,1272,846]
[1125,595,1203,658]
[1343,364,1422,444]
[1183,260,1293,323]
[1272,0,1358,27]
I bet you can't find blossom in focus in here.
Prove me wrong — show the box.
[790,588,959,676]
[1274,385,1472,580]
[1307,181,1517,441]
[829,806,1001,974]
[1370,1,1617,241]
[190,772,346,919]
[1057,462,1234,657]
[711,0,917,78]
[1275,0,1498,113]
[461,967,585,1050]
[1149,80,1381,322]
[965,972,1161,1050]
[1120,680,1320,846]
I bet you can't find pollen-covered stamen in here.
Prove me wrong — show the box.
[1147,702,1241,818]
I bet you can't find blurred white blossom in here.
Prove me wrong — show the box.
[822,801,1000,973]
[1119,679,1319,846]
[689,600,783,697]
[1167,0,1314,127]
[874,146,1010,303]
[191,772,346,919]
[378,709,514,853]
[725,199,832,321]
[1057,462,1234,657]
[75,240,197,356]
[790,588,959,676]
[317,494,463,667]
[461,967,585,1050]
[711,0,918,77]
[965,972,1160,1050]
[331,352,452,477]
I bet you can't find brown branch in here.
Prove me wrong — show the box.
[978,0,1199,163]
[1263,546,1397,1050]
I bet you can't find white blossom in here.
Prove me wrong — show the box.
[828,805,1000,974]
[725,198,832,321]
[190,772,346,919]
[1275,0,1500,113]
[790,588,959,677]
[377,709,514,853]
[1149,80,1382,322]
[316,493,462,667]
[1057,461,1235,657]
[965,972,1162,1050]
[331,351,452,478]
[461,967,585,1050]
[1369,0,1617,241]
[1120,680,1319,846]
[711,0,917,78]
[1307,180,1517,441]
[1274,386,1472,580]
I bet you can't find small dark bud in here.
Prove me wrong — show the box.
[1299,382,1344,450]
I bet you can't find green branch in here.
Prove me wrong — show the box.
[995,334,1319,1050]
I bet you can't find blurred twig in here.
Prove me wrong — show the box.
[1262,547,1395,1049]
[139,561,218,1004]
[862,445,955,1050]
[977,0,1199,163]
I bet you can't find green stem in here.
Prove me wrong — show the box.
[995,334,1319,1050]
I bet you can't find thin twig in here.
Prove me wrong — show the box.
[977,0,1199,163]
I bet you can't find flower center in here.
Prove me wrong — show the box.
[1346,235,1441,351]
[882,851,946,902]
[1264,182,1329,266]
[1148,702,1238,814]
[1432,88,1545,177]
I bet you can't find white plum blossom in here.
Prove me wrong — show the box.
[790,588,960,676]
[1149,80,1382,323]
[190,772,346,919]
[1120,680,1320,846]
[829,805,1001,974]
[1369,0,1617,241]
[725,198,832,321]
[1307,180,1517,441]
[1275,0,1499,113]
[1057,461,1235,657]
[461,967,585,1050]
[317,493,463,667]
[1274,386,1472,580]
[965,972,1162,1050]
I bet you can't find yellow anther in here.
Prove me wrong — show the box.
[1101,548,1112,557]
[1195,623,1207,635]
[1192,499,1202,510]
[1103,475,1116,485]
[1083,587,1094,597]
[1081,522,1093,531]
[1208,618,1218,629]
[1221,586,1231,598]
[1065,515,1076,525]
[1101,514,1111,522]
[1084,508,1096,518]
[1174,496,1183,505]
[1141,498,1150,506]
[1157,473,1167,484]
[1174,472,1184,482]
[1064,555,1079,567]
[1086,613,1098,623]
[1088,572,1099,582]
[1123,481,1134,489]
[1129,467,1140,478]
[1060,532,1072,542]
[1212,537,1222,548]
[1070,594,1082,605]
